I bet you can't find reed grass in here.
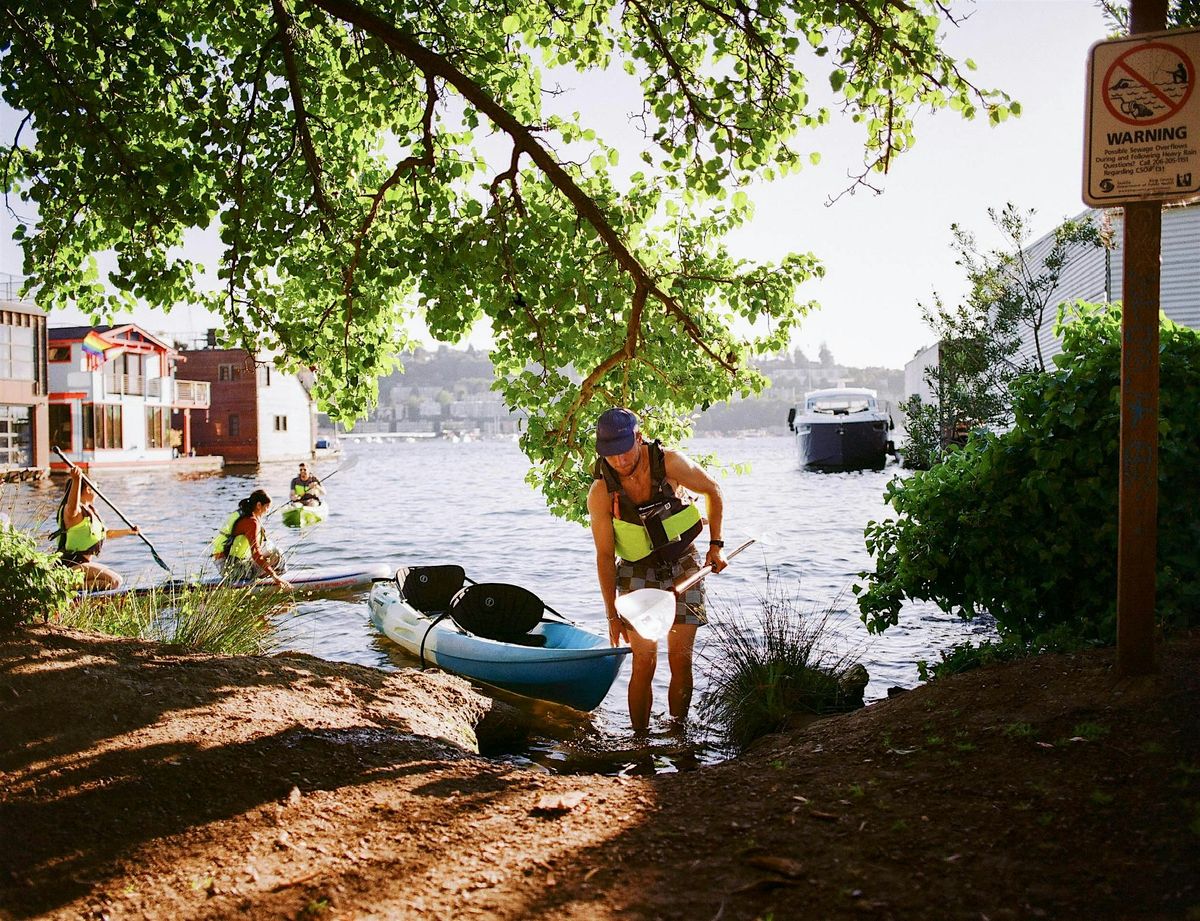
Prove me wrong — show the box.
[62,578,289,655]
[698,581,863,752]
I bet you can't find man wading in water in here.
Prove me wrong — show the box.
[588,408,727,731]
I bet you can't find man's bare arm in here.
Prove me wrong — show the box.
[588,479,626,643]
[663,450,727,571]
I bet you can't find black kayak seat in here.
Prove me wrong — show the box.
[396,565,465,614]
[449,582,546,644]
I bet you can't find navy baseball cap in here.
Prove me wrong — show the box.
[596,408,639,456]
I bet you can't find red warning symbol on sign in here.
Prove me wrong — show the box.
[1103,41,1194,125]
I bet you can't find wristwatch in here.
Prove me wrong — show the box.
[709,539,724,548]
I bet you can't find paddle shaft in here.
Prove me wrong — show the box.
[672,538,756,596]
[52,445,171,572]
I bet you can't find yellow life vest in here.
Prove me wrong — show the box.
[211,511,273,561]
[59,507,106,555]
[595,441,703,564]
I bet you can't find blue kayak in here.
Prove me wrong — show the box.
[368,577,630,712]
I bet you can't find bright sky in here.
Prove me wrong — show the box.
[0,0,1111,370]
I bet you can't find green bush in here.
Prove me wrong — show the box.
[0,522,81,631]
[898,394,941,470]
[856,303,1200,646]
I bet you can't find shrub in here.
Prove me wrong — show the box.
[856,303,1200,646]
[916,626,1095,681]
[699,583,862,752]
[898,394,941,470]
[0,522,81,631]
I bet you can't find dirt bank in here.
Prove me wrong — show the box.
[1,625,1197,920]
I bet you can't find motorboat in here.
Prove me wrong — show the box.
[368,566,630,711]
[787,387,894,471]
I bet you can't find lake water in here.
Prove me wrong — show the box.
[3,436,994,773]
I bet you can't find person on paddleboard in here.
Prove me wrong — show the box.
[289,463,324,507]
[587,407,727,732]
[54,466,142,591]
[212,489,291,590]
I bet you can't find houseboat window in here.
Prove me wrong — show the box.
[82,404,124,450]
[0,321,36,381]
[218,364,234,382]
[274,415,288,432]
[48,346,72,363]
[257,365,271,387]
[0,405,33,468]
[146,406,170,449]
[229,413,240,437]
[49,404,72,452]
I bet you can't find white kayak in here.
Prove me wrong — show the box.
[368,573,630,712]
[85,563,392,600]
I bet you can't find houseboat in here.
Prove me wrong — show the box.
[787,388,894,471]
[47,325,212,470]
[180,346,317,464]
[0,300,49,478]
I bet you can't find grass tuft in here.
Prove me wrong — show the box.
[698,581,863,752]
[62,574,289,655]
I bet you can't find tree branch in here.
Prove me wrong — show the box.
[2,112,32,217]
[306,0,736,375]
[272,0,334,222]
[559,283,648,451]
[334,72,439,346]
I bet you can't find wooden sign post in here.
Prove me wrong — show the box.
[1082,0,1197,675]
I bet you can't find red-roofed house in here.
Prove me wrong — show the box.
[47,324,211,469]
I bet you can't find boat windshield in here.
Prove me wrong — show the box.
[807,396,874,414]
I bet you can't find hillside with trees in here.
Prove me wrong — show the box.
[335,345,904,437]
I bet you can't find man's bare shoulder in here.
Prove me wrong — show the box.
[587,476,609,507]
[661,446,696,474]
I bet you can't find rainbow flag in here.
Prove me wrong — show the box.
[81,330,113,370]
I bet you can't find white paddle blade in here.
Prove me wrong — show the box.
[616,588,676,642]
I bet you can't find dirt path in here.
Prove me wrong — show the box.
[1,625,1197,920]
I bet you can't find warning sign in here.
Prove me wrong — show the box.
[1084,28,1200,205]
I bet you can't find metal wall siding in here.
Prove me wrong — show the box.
[905,204,1199,402]
[1013,203,1199,368]
[1160,206,1200,330]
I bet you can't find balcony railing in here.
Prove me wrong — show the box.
[174,379,210,409]
[103,373,144,396]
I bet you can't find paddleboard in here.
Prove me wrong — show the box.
[83,562,391,600]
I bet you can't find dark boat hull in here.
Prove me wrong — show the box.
[796,418,889,471]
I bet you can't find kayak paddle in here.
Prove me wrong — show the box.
[615,538,756,641]
[52,445,172,572]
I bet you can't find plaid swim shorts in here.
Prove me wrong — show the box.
[616,549,707,627]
